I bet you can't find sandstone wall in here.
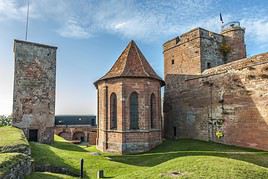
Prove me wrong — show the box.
[164,53,268,150]
[12,40,57,144]
[221,27,246,63]
[54,125,97,145]
[97,78,162,153]
[200,29,224,71]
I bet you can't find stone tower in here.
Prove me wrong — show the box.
[220,22,246,63]
[163,22,246,78]
[163,22,247,139]
[95,40,165,154]
[12,40,57,144]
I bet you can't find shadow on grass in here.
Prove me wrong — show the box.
[108,139,268,168]
[30,142,81,177]
[51,141,87,152]
[26,172,74,179]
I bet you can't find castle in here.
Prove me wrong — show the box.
[97,21,268,153]
[164,22,268,151]
[12,21,268,152]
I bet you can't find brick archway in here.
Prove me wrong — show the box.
[72,131,85,142]
[58,131,71,140]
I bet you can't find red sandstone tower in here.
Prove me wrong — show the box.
[95,40,165,153]
[221,22,246,63]
[163,22,247,139]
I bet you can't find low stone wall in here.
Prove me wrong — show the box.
[33,164,79,177]
[54,125,97,145]
[1,154,32,179]
[0,144,31,156]
[0,127,32,179]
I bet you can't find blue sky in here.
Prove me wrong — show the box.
[0,0,268,115]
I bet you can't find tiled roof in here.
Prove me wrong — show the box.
[95,40,165,86]
[55,115,96,126]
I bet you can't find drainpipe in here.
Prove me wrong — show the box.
[105,85,108,149]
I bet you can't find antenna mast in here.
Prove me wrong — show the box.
[25,0,30,40]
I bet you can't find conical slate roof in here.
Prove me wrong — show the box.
[95,40,165,86]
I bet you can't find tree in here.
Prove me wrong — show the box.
[0,115,12,126]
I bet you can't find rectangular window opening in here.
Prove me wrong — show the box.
[172,59,174,65]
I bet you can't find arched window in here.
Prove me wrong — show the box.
[130,92,139,129]
[150,93,156,128]
[110,93,117,129]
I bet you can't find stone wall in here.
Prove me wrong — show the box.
[164,53,268,150]
[221,27,246,63]
[54,125,97,145]
[163,28,202,76]
[200,29,224,71]
[0,127,32,179]
[1,154,32,179]
[12,40,57,144]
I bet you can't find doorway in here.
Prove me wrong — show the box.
[29,129,38,142]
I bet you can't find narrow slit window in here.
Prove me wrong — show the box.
[130,92,139,129]
[110,93,117,129]
[207,62,211,69]
[150,93,156,129]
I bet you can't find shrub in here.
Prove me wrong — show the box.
[0,115,12,127]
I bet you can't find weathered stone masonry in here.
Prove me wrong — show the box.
[163,23,268,151]
[12,40,57,144]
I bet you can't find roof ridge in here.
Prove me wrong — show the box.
[133,41,150,77]
[100,42,131,79]
[121,41,133,75]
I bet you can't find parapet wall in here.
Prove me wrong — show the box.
[163,26,247,77]
[164,53,268,151]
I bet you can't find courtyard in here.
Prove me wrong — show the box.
[27,135,268,178]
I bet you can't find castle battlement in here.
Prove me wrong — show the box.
[163,22,246,78]
[163,27,224,52]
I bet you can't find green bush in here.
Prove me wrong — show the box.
[0,115,12,127]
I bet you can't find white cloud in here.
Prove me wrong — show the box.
[241,18,268,43]
[57,18,90,39]
[1,0,268,48]
[0,0,26,21]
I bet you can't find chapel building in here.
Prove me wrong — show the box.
[95,40,165,153]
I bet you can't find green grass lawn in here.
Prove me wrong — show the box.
[28,136,268,179]
[0,126,29,153]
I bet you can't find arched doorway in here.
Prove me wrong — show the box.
[72,131,85,142]
[58,131,71,140]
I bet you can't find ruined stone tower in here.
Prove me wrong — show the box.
[12,40,57,144]
[95,40,165,153]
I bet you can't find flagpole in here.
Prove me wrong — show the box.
[25,0,30,41]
